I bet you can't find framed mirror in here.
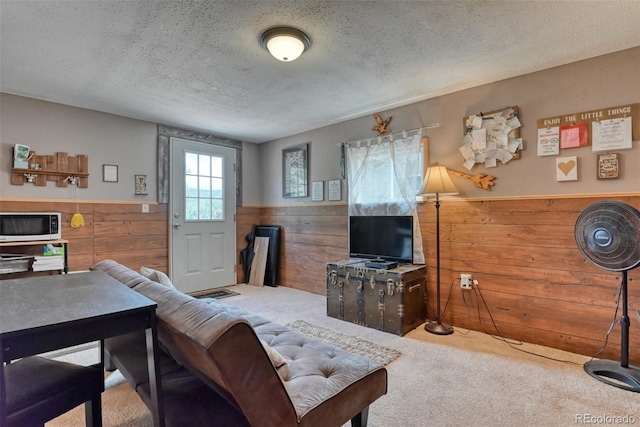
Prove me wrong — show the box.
[282,143,308,198]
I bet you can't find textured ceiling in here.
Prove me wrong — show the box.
[1,1,639,143]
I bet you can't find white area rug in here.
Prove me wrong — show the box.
[286,319,400,365]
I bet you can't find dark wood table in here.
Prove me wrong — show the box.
[0,270,165,426]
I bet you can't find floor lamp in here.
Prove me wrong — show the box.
[420,165,459,335]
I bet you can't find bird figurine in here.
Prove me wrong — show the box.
[372,114,392,136]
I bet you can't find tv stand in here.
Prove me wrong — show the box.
[326,259,426,336]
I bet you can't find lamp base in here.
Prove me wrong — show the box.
[425,321,454,335]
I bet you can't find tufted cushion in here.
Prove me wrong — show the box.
[246,315,384,423]
[91,260,387,427]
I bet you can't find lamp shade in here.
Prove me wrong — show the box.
[421,165,458,196]
[260,27,311,62]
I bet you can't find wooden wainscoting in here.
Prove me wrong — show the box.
[92,203,168,270]
[258,204,349,295]
[0,200,168,273]
[418,195,640,365]
[4,196,638,363]
[251,195,639,364]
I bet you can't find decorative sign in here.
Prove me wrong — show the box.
[537,104,638,151]
[447,168,496,191]
[537,126,560,156]
[597,153,620,180]
[556,156,578,181]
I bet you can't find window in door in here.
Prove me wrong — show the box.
[184,151,224,221]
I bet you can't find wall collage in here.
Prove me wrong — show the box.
[536,103,638,182]
[458,103,638,189]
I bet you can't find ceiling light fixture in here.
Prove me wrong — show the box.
[260,27,311,62]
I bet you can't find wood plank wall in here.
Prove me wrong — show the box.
[256,204,349,295]
[249,195,640,364]
[423,195,640,365]
[4,196,639,364]
[0,200,168,273]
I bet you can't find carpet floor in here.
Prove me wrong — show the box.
[47,283,638,427]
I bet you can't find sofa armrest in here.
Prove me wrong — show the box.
[201,322,298,426]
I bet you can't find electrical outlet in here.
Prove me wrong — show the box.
[460,273,472,290]
[141,204,149,213]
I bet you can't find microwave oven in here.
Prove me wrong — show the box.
[0,212,62,242]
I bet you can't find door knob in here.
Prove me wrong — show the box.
[173,223,182,229]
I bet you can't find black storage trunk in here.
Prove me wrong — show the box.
[326,259,427,336]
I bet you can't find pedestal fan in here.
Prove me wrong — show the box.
[575,200,640,392]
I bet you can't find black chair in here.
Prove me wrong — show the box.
[4,355,104,426]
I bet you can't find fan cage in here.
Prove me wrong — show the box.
[575,201,640,272]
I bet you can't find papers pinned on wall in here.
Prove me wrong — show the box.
[592,116,632,152]
[537,126,560,156]
[537,103,638,155]
[460,106,522,170]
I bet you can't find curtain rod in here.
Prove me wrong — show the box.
[341,123,440,147]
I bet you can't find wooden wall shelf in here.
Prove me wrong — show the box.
[11,152,89,188]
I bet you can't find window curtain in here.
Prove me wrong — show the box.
[346,131,426,264]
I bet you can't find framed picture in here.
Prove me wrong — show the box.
[103,164,118,182]
[282,143,308,198]
[596,153,620,179]
[556,156,578,182]
[135,174,148,195]
[312,181,324,201]
[328,179,342,201]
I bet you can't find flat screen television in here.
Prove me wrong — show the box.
[349,215,413,263]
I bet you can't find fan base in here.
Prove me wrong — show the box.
[584,360,640,393]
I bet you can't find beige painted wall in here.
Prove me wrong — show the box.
[1,94,158,201]
[0,94,263,206]
[259,47,640,205]
[2,48,637,205]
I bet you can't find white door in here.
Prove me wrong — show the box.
[170,138,236,293]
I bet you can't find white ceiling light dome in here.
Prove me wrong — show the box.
[260,27,311,62]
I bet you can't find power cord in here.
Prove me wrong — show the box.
[586,274,623,361]
[425,276,456,320]
[440,276,456,317]
[425,271,621,366]
[468,281,584,366]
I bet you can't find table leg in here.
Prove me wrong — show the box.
[0,339,6,427]
[63,242,69,274]
[145,317,165,427]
